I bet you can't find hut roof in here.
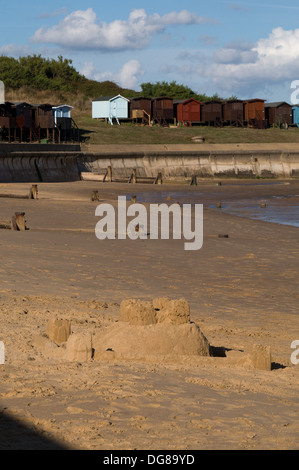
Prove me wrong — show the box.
[92,94,129,102]
[52,104,73,109]
[265,101,291,108]
[12,102,32,107]
[244,98,266,103]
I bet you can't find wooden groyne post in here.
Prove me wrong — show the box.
[0,212,28,231]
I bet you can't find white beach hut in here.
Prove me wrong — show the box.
[92,94,129,125]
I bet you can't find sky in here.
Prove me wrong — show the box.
[2,0,299,101]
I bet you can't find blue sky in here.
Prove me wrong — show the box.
[2,0,299,101]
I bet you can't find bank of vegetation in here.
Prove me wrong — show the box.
[0,54,225,105]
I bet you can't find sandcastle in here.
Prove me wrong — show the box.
[31,297,272,370]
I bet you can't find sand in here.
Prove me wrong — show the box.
[0,178,298,450]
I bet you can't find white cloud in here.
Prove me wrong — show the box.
[206,27,299,87]
[118,60,144,89]
[151,26,299,100]
[0,43,33,57]
[164,27,299,98]
[80,59,144,90]
[197,28,299,99]
[31,8,209,51]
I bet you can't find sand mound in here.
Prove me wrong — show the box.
[92,322,210,360]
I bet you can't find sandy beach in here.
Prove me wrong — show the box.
[0,178,298,450]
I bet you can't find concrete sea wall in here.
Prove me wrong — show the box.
[0,143,299,182]
[0,144,82,182]
[79,144,299,180]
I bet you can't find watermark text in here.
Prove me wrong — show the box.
[95,196,203,251]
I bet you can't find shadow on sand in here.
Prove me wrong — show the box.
[0,410,70,450]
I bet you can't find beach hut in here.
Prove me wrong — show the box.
[201,100,223,125]
[151,97,174,125]
[174,98,202,126]
[129,97,151,124]
[52,104,78,142]
[32,103,55,141]
[222,99,244,126]
[265,102,293,127]
[292,105,299,127]
[32,104,54,129]
[0,102,15,142]
[243,99,266,128]
[92,95,129,124]
[13,102,33,129]
[52,104,73,126]
[12,102,34,141]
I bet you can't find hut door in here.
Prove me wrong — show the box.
[111,100,117,118]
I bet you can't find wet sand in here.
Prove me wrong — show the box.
[0,178,298,450]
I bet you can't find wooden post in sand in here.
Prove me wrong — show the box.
[103,166,112,183]
[129,168,137,184]
[107,166,112,182]
[29,184,38,200]
[0,212,27,231]
[190,175,197,186]
[154,172,163,184]
[91,190,100,202]
[11,212,27,231]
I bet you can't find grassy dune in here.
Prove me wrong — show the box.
[75,110,299,146]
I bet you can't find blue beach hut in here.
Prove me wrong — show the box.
[52,104,73,126]
[52,104,77,142]
[292,105,299,127]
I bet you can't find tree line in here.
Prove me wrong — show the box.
[139,81,225,102]
[0,55,83,91]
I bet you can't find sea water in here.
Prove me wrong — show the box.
[131,186,299,228]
